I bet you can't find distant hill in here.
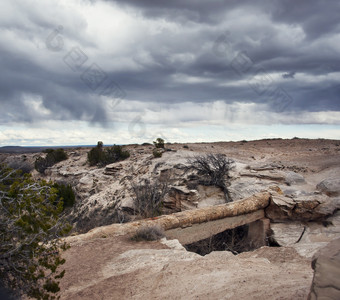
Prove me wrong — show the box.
[0,145,93,154]
[0,146,46,153]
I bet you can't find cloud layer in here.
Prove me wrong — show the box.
[0,0,339,145]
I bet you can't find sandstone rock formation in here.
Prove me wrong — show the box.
[266,192,340,221]
[317,178,340,197]
[308,238,340,300]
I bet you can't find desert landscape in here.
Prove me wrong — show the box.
[1,1,340,299]
[1,138,340,299]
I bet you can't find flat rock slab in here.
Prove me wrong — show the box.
[59,236,313,300]
[308,238,340,300]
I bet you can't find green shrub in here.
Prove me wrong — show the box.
[34,157,48,173]
[0,164,71,299]
[53,183,75,210]
[152,148,162,158]
[131,225,165,241]
[87,142,105,166]
[35,148,68,174]
[49,148,68,162]
[153,138,165,149]
[105,145,130,163]
[42,148,54,154]
[87,142,130,167]
[183,145,189,149]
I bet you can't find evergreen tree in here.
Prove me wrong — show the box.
[0,164,71,299]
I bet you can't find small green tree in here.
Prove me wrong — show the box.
[152,148,162,158]
[105,145,130,163]
[87,142,105,166]
[35,149,68,174]
[87,142,130,166]
[53,183,75,210]
[153,138,165,149]
[0,164,72,299]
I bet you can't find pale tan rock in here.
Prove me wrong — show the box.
[265,194,296,220]
[59,238,313,300]
[285,171,306,185]
[317,178,340,197]
[308,238,340,300]
[270,222,305,246]
[240,170,286,182]
[103,163,123,175]
[266,193,340,221]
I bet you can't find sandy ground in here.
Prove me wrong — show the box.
[59,235,313,300]
[171,138,340,171]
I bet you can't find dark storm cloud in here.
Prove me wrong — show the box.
[104,0,340,113]
[112,0,262,25]
[0,0,339,129]
[268,0,340,39]
[0,44,106,124]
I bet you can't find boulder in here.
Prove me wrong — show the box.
[308,238,340,300]
[270,222,305,246]
[163,186,199,211]
[120,197,135,212]
[266,193,340,221]
[317,178,340,197]
[285,171,306,186]
[294,195,340,220]
[265,194,296,221]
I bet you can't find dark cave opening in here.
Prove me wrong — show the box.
[184,224,252,256]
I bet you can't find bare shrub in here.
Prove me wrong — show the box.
[187,154,234,202]
[132,178,169,218]
[110,199,131,224]
[131,225,165,241]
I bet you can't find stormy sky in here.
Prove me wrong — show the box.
[0,0,339,146]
